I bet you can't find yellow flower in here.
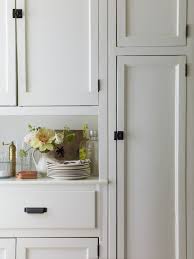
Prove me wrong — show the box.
[30,128,55,152]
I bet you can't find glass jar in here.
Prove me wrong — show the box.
[86,130,98,176]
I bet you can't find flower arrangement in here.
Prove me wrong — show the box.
[19,125,75,158]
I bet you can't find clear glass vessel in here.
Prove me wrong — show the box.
[86,130,98,176]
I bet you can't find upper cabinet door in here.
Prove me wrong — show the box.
[117,56,186,259]
[0,0,16,106]
[17,0,98,106]
[0,239,15,259]
[17,238,98,259]
[117,0,187,47]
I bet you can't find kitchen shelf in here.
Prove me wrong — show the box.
[0,106,98,116]
[0,176,108,185]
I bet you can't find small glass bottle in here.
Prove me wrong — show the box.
[86,130,98,176]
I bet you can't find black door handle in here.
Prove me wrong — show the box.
[24,207,47,214]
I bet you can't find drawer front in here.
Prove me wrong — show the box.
[0,190,96,229]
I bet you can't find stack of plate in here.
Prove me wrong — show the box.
[47,159,91,180]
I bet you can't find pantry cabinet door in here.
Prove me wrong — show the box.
[117,0,187,46]
[0,239,15,259]
[0,0,16,105]
[117,56,186,259]
[17,238,98,259]
[17,0,98,106]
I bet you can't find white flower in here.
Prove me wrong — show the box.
[24,132,35,144]
[55,132,64,145]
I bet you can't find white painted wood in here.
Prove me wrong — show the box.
[17,238,98,259]
[17,0,98,106]
[0,177,108,185]
[97,0,108,256]
[115,46,190,56]
[185,1,194,259]
[0,106,98,115]
[0,229,100,238]
[0,0,16,105]
[98,0,108,181]
[117,56,186,259]
[117,0,187,46]
[0,239,15,259]
[0,190,96,229]
[107,0,117,258]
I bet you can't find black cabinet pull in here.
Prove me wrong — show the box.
[13,9,23,18]
[24,207,47,214]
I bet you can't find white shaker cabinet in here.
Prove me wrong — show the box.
[0,0,16,106]
[16,0,99,106]
[117,56,186,259]
[17,238,98,259]
[117,0,187,47]
[0,239,15,259]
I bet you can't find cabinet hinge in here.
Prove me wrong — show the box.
[185,64,188,77]
[186,24,189,38]
[98,80,101,92]
[13,9,23,18]
[97,243,100,257]
[114,131,124,140]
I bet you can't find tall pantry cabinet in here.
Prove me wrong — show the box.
[108,0,190,258]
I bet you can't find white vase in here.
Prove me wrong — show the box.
[32,150,48,177]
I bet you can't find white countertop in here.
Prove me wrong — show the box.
[0,176,108,185]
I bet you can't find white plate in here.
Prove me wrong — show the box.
[48,175,90,180]
[47,164,90,170]
[47,173,90,177]
[47,166,90,171]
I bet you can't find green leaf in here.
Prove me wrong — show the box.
[28,124,33,131]
[19,149,28,158]
[66,133,75,143]
[82,124,89,140]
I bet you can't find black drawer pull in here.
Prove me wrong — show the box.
[24,207,47,214]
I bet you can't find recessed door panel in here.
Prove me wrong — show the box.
[17,0,98,106]
[117,56,186,259]
[117,0,187,46]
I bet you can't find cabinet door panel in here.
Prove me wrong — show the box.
[117,56,186,259]
[17,238,98,259]
[0,239,15,259]
[0,0,16,105]
[117,0,186,46]
[17,0,98,106]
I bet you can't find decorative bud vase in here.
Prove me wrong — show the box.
[32,150,48,177]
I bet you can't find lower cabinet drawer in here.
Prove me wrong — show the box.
[0,190,96,229]
[17,238,98,259]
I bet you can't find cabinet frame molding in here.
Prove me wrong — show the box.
[0,0,16,106]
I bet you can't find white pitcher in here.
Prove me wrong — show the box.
[32,150,48,177]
